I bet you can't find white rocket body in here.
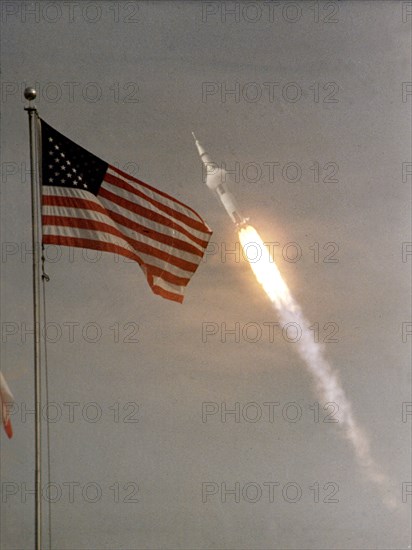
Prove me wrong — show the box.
[193,134,247,227]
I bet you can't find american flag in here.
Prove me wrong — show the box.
[40,119,212,303]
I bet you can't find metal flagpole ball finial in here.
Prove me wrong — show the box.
[24,87,37,101]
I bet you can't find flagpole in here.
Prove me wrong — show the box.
[24,86,42,550]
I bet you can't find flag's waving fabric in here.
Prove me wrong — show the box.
[0,371,14,439]
[40,119,212,303]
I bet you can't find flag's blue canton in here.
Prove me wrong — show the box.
[41,121,108,196]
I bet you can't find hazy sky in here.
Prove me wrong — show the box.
[1,1,411,549]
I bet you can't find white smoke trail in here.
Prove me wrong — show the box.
[239,225,397,509]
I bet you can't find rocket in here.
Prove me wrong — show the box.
[193,133,248,227]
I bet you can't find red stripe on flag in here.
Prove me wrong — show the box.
[105,209,204,258]
[42,194,107,215]
[151,284,184,303]
[109,165,212,227]
[43,193,206,257]
[43,215,199,273]
[104,171,208,233]
[42,234,191,287]
[98,186,209,248]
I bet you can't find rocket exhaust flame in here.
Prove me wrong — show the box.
[239,225,397,508]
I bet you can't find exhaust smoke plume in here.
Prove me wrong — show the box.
[238,225,396,509]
